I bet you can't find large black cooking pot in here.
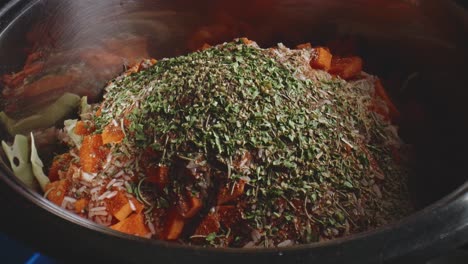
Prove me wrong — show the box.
[0,0,467,263]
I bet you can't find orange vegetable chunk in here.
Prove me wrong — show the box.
[146,165,169,191]
[106,190,143,221]
[45,180,70,206]
[310,47,332,70]
[74,198,89,213]
[163,208,185,240]
[48,153,72,182]
[79,134,106,173]
[328,56,363,80]
[110,213,150,237]
[74,121,95,136]
[193,212,220,236]
[102,121,125,144]
[374,79,400,122]
[296,42,312,50]
[217,180,246,205]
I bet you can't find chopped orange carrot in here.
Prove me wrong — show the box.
[45,180,70,206]
[193,212,220,236]
[374,79,400,122]
[200,43,212,51]
[296,42,312,50]
[48,153,73,182]
[217,180,246,205]
[328,56,363,80]
[95,103,104,117]
[163,208,185,240]
[217,205,242,229]
[102,121,125,144]
[74,120,95,136]
[79,134,106,173]
[310,47,332,71]
[106,190,143,221]
[146,165,169,191]
[181,195,203,219]
[74,198,89,213]
[239,37,254,45]
[110,213,150,237]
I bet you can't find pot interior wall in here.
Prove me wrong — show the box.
[0,0,467,209]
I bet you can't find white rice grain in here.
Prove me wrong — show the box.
[98,191,111,200]
[147,222,156,235]
[106,191,118,199]
[90,186,101,194]
[114,170,125,178]
[89,206,107,212]
[129,199,136,211]
[106,179,116,189]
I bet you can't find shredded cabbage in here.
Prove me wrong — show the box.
[1,135,38,190]
[0,93,80,136]
[30,132,50,191]
[1,134,51,192]
[64,119,83,148]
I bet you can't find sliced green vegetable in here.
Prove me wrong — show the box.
[80,96,92,120]
[0,93,81,135]
[30,132,50,191]
[1,135,38,190]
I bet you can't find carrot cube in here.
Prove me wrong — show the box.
[146,165,169,191]
[193,213,220,236]
[74,121,95,136]
[179,194,203,219]
[217,180,246,205]
[296,42,312,50]
[102,121,125,144]
[79,134,106,173]
[239,37,254,45]
[328,56,363,80]
[48,153,72,182]
[374,79,400,122]
[106,191,143,221]
[163,208,185,240]
[310,47,333,71]
[217,206,243,229]
[74,198,89,213]
[45,180,70,206]
[110,213,150,237]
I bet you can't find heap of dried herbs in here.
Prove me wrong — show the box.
[95,40,412,246]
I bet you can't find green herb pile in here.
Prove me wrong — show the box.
[95,40,412,246]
